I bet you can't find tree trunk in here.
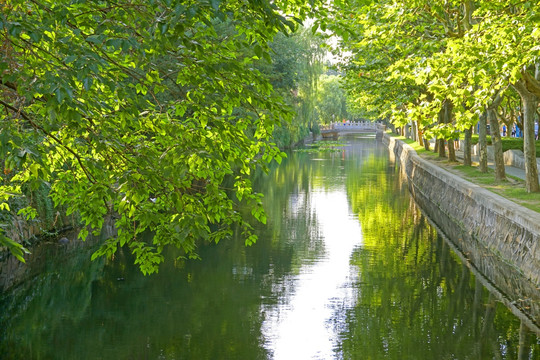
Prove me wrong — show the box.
[437,107,446,158]
[464,126,472,166]
[487,93,506,181]
[417,122,424,147]
[522,92,540,192]
[404,124,410,139]
[423,136,430,151]
[411,121,418,142]
[478,113,488,173]
[437,139,445,158]
[444,100,457,162]
[447,137,456,162]
[513,80,540,192]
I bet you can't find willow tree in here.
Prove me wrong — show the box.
[264,28,324,147]
[316,74,348,124]
[0,0,326,273]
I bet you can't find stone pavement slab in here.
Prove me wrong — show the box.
[455,149,540,182]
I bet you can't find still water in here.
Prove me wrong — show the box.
[1,135,539,359]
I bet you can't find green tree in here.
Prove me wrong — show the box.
[331,0,540,191]
[264,28,324,148]
[0,0,325,273]
[316,74,348,124]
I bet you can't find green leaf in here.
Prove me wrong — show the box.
[86,34,102,44]
[0,234,30,263]
[210,0,220,11]
[64,55,77,64]
[254,44,263,58]
[83,77,93,91]
[0,0,325,275]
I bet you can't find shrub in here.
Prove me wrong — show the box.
[465,135,540,153]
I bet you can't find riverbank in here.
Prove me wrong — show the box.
[394,134,540,213]
[380,131,540,332]
[0,217,116,292]
[381,130,540,282]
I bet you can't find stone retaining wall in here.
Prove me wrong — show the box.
[459,141,540,170]
[382,132,540,286]
[503,149,540,170]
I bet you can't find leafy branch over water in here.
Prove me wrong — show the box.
[0,0,328,274]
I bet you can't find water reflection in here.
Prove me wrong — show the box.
[1,136,538,359]
[262,190,362,359]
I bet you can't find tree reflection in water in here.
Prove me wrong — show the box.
[1,136,538,359]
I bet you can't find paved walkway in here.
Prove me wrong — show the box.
[454,149,540,182]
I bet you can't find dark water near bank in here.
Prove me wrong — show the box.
[1,135,539,359]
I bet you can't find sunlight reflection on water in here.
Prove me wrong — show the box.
[262,189,363,360]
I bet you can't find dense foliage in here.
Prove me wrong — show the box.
[264,29,325,148]
[0,0,327,273]
[5,0,539,272]
[331,0,540,191]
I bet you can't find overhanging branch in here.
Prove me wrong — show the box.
[0,99,97,184]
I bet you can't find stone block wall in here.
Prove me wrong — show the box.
[383,133,540,286]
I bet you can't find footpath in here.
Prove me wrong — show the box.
[453,148,540,182]
[422,136,540,181]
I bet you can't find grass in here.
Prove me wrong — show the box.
[451,165,498,185]
[500,187,540,212]
[388,132,540,213]
[393,135,438,157]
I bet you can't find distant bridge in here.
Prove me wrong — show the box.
[320,121,384,138]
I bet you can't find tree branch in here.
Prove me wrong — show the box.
[512,78,529,97]
[0,98,31,121]
[0,79,18,92]
[0,99,96,184]
[522,69,540,99]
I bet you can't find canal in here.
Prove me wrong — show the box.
[1,135,539,359]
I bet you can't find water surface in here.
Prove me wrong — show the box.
[1,135,538,359]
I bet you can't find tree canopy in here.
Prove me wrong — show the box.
[316,74,349,124]
[331,0,540,191]
[0,0,327,273]
[3,0,540,273]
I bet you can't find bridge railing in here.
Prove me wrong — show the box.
[319,121,386,132]
[330,121,380,130]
